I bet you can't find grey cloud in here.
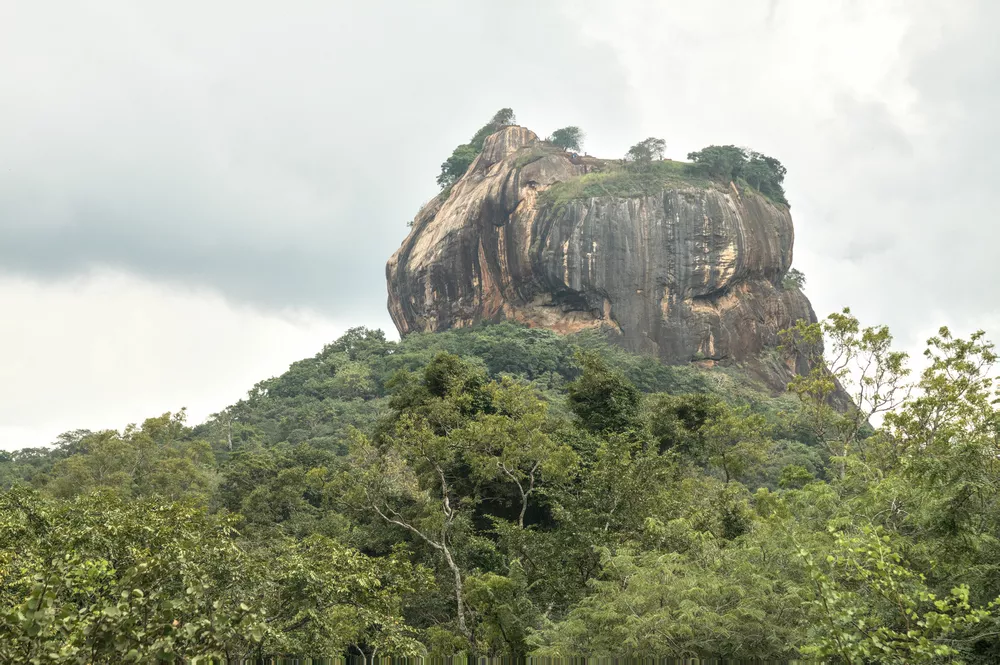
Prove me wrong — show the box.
[6,0,1000,356]
[837,2,1000,337]
[0,0,637,325]
[839,235,894,262]
[739,1,1000,348]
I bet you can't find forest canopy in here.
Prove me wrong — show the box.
[3,317,1000,663]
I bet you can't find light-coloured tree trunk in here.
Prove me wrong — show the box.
[368,461,471,639]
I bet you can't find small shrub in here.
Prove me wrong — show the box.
[782,268,806,291]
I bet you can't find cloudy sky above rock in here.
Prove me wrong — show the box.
[1,0,995,449]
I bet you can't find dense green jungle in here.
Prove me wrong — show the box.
[4,311,1000,663]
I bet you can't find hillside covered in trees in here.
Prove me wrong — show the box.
[4,314,1000,663]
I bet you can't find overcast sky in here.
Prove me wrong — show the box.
[1,0,996,450]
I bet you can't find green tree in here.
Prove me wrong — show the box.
[686,145,745,180]
[645,392,718,455]
[437,108,516,189]
[567,352,642,435]
[687,145,788,204]
[0,488,427,663]
[625,137,666,165]
[331,360,378,399]
[245,535,428,659]
[799,527,996,664]
[345,414,474,639]
[548,126,584,152]
[344,354,581,645]
[782,267,806,290]
[436,143,480,189]
[780,308,910,479]
[532,530,805,659]
[465,562,539,656]
[700,405,773,484]
[461,377,577,527]
[45,412,215,502]
[0,489,260,663]
[777,464,815,489]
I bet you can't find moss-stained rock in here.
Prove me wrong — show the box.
[386,126,817,390]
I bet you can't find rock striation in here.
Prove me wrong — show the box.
[387,126,818,390]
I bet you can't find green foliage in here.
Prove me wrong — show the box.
[778,463,816,489]
[0,489,422,663]
[645,392,717,455]
[532,522,806,659]
[624,137,666,165]
[45,412,215,502]
[687,144,789,205]
[700,404,773,484]
[462,377,578,527]
[436,143,480,190]
[567,352,642,434]
[548,126,584,152]
[436,108,516,189]
[0,490,261,663]
[686,145,745,179]
[799,527,994,663]
[466,563,539,656]
[783,267,806,290]
[9,309,1000,661]
[780,308,910,479]
[470,108,515,146]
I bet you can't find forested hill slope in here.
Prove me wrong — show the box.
[1,322,817,494]
[3,318,1000,662]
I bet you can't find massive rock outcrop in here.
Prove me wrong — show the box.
[387,126,817,390]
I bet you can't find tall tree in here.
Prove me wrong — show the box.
[567,352,642,435]
[548,126,584,152]
[624,137,666,165]
[461,377,577,527]
[780,308,910,479]
[700,405,773,484]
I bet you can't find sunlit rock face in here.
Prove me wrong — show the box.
[386,125,817,390]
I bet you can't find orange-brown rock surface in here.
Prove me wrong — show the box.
[386,126,817,389]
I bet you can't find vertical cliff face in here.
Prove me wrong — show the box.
[387,126,817,389]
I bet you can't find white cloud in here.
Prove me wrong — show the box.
[0,271,346,450]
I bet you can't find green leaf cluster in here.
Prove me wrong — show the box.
[687,145,789,205]
[547,126,584,152]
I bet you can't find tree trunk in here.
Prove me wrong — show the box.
[441,544,468,638]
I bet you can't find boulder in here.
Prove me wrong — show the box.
[387,126,818,390]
